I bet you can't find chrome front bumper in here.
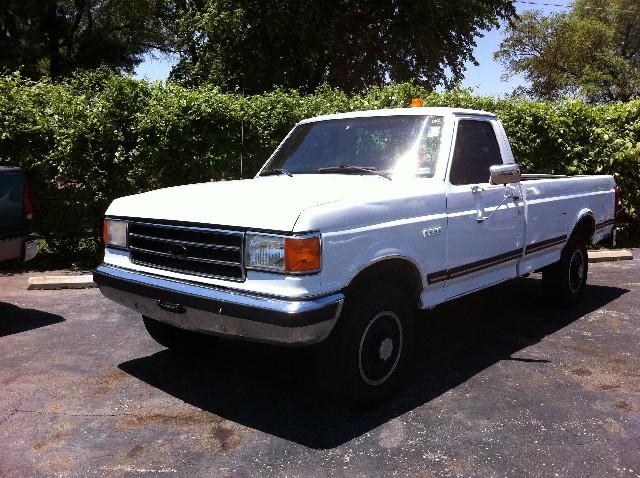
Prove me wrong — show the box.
[93,265,344,345]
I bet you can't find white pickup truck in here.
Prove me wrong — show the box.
[94,106,618,405]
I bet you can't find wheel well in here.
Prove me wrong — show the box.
[347,259,423,306]
[573,215,595,243]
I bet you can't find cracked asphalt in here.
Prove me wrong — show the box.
[1,254,639,477]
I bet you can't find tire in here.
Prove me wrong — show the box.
[142,316,216,353]
[606,227,617,249]
[321,283,415,407]
[542,234,588,306]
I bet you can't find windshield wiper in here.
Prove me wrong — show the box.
[260,168,293,177]
[317,165,391,180]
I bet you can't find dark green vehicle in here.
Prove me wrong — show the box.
[0,166,39,263]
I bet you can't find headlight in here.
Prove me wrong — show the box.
[245,233,285,272]
[103,219,128,249]
[245,232,321,274]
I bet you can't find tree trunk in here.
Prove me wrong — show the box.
[43,0,62,78]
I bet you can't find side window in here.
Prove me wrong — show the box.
[449,120,502,185]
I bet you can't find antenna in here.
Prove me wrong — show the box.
[240,87,244,179]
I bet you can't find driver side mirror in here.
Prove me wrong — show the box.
[490,163,521,185]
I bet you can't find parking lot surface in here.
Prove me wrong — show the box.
[1,255,639,477]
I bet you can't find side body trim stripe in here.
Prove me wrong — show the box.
[427,249,522,285]
[595,219,615,230]
[524,235,567,255]
[428,234,568,285]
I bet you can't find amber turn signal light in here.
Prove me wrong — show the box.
[285,236,321,273]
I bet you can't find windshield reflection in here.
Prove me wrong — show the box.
[262,115,444,178]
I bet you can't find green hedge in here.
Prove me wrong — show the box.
[1,70,638,265]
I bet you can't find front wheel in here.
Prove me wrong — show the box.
[542,234,588,306]
[322,284,415,407]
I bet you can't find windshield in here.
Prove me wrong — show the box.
[261,115,444,177]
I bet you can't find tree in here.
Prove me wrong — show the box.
[0,0,169,79]
[167,0,516,94]
[495,0,640,102]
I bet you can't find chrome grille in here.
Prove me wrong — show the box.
[128,221,244,281]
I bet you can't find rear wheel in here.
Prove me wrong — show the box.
[321,284,415,407]
[142,316,216,352]
[542,234,588,306]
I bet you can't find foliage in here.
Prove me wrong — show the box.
[166,0,515,94]
[0,0,516,93]
[495,0,640,102]
[0,0,168,79]
[0,71,639,266]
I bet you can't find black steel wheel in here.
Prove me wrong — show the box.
[358,310,404,386]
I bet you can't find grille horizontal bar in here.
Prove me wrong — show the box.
[129,245,241,267]
[129,233,240,251]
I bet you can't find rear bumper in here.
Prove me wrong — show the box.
[0,234,39,263]
[93,264,344,345]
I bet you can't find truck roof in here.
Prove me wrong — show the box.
[300,107,497,124]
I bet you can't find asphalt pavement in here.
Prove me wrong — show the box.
[0,255,639,477]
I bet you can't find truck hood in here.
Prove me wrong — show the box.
[106,175,396,231]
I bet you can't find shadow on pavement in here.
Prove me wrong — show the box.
[0,301,65,337]
[119,277,628,449]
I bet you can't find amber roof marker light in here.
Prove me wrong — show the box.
[411,98,423,107]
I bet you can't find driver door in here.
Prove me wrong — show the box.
[443,119,524,300]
